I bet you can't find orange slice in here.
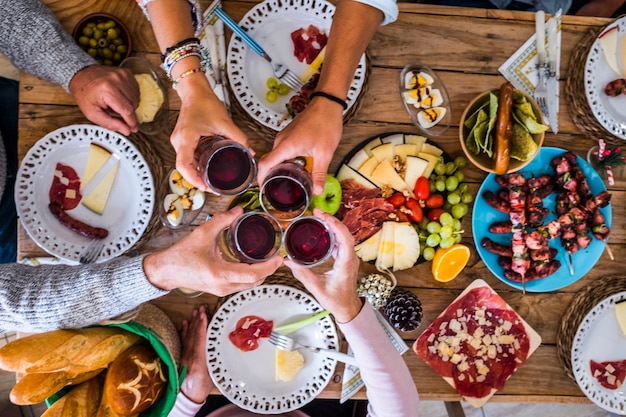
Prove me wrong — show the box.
[431,244,470,282]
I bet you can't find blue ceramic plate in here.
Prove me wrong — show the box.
[472,147,612,292]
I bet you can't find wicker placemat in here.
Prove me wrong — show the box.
[228,53,371,143]
[556,275,626,382]
[126,131,167,251]
[565,23,624,145]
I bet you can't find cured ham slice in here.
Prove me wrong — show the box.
[228,315,273,352]
[49,162,82,210]
[291,25,327,64]
[590,359,626,390]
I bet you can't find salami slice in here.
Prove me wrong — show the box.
[49,162,82,210]
[590,359,626,390]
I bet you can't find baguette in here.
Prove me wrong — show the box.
[493,81,514,175]
[41,373,104,417]
[10,368,103,405]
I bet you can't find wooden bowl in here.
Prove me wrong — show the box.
[459,89,545,174]
[72,12,131,66]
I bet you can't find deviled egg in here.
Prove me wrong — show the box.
[161,169,206,228]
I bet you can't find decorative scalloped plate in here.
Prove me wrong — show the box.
[572,291,626,414]
[15,124,154,263]
[584,17,626,140]
[206,284,338,414]
[227,0,366,131]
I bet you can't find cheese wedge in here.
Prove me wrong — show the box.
[394,144,418,162]
[135,73,164,124]
[370,159,411,193]
[421,143,444,157]
[375,221,395,270]
[336,165,377,189]
[370,143,394,163]
[362,137,382,156]
[300,45,326,83]
[82,161,119,215]
[615,300,626,337]
[357,156,380,178]
[346,149,370,171]
[404,134,427,151]
[275,349,304,382]
[418,152,440,179]
[404,155,429,191]
[622,35,626,78]
[82,144,112,190]
[599,26,620,78]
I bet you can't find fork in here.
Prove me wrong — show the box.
[79,239,105,264]
[212,7,304,91]
[269,331,358,365]
[534,11,549,118]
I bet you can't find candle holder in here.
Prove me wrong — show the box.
[586,145,626,186]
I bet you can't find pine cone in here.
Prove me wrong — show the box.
[383,288,423,332]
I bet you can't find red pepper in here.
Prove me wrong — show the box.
[404,198,424,223]
[425,193,444,209]
[414,176,430,200]
[387,191,406,209]
[427,208,447,222]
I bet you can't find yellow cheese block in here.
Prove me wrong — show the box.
[370,143,394,163]
[135,73,164,124]
[404,155,429,191]
[81,144,112,190]
[599,26,620,77]
[275,349,304,382]
[82,161,119,215]
[370,159,411,193]
[615,300,626,337]
[417,152,440,179]
[394,144,418,162]
[300,45,326,83]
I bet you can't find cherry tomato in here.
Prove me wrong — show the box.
[387,192,406,209]
[394,209,411,223]
[427,207,447,222]
[425,193,445,209]
[414,176,430,200]
[404,198,424,223]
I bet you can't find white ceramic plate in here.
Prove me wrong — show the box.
[584,17,626,140]
[206,284,338,414]
[15,124,154,263]
[572,291,626,414]
[227,0,367,131]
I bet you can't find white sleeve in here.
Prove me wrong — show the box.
[351,0,398,25]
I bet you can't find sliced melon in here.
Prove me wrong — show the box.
[418,152,440,179]
[370,159,411,193]
[375,222,395,270]
[381,133,405,145]
[336,165,377,189]
[355,229,382,262]
[404,134,427,152]
[404,155,429,191]
[362,137,382,156]
[275,349,304,382]
[370,143,394,163]
[81,143,112,190]
[421,143,444,157]
[346,149,371,171]
[392,222,420,271]
[394,144,418,162]
[81,161,120,215]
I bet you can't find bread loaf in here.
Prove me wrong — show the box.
[103,343,167,415]
[41,373,104,417]
[10,368,103,405]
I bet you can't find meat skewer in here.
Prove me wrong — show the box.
[507,173,529,293]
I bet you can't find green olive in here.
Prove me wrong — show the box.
[82,26,94,37]
[88,38,98,48]
[113,52,122,62]
[97,38,109,48]
[112,38,123,46]
[100,48,113,59]
[96,22,106,30]
[77,36,89,46]
[92,28,103,40]
[116,45,127,54]
[103,59,113,66]
[87,48,98,58]
[106,28,119,40]
[86,22,96,28]
[103,20,116,30]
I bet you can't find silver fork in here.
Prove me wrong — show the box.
[212,7,304,91]
[269,331,358,365]
[534,11,549,118]
[79,239,105,264]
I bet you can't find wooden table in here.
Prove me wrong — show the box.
[17,0,626,406]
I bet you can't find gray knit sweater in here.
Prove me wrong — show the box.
[0,0,167,333]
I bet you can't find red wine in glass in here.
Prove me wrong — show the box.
[260,161,312,220]
[284,216,334,267]
[224,212,282,264]
[195,136,256,195]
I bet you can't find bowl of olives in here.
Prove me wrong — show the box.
[73,13,131,66]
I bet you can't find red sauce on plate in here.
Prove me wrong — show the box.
[228,315,273,352]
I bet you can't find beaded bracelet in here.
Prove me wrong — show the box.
[310,91,348,110]
[172,67,205,90]
[161,37,200,62]
[162,43,202,80]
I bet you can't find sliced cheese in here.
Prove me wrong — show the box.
[394,144,419,162]
[81,143,112,190]
[404,134,427,151]
[300,45,326,83]
[370,143,394,163]
[381,133,405,145]
[275,349,304,382]
[393,222,420,271]
[362,137,382,156]
[82,161,119,215]
[404,155,429,191]
[421,143,444,157]
[135,73,165,124]
[417,152,440,179]
[336,164,377,189]
[375,221,395,270]
[347,149,371,171]
[599,26,621,78]
[622,35,626,78]
[357,156,380,178]
[370,159,410,193]
[616,300,626,337]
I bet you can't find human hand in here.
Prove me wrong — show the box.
[179,306,213,403]
[68,64,139,136]
[144,206,283,295]
[286,209,363,323]
[257,99,344,195]
[170,82,251,192]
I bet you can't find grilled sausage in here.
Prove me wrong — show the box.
[48,203,108,239]
[493,81,514,175]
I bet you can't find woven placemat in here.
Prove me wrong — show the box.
[228,53,371,143]
[565,23,624,145]
[556,275,626,382]
[126,131,167,252]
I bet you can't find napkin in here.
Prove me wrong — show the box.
[499,10,562,132]
[339,308,409,403]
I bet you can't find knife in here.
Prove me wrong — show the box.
[546,10,562,133]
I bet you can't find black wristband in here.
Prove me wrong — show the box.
[310,91,348,110]
[161,37,201,62]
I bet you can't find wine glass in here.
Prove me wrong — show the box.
[259,160,313,221]
[219,211,283,264]
[283,216,334,267]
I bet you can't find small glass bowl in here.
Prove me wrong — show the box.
[159,168,206,230]
[119,57,169,135]
[399,62,451,136]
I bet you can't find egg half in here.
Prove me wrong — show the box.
[417,107,447,129]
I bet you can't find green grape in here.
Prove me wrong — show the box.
[277,83,290,96]
[426,234,441,247]
[455,171,465,182]
[426,221,441,234]
[458,183,469,194]
[429,181,437,193]
[434,161,446,176]
[440,236,455,249]
[266,77,278,89]
[439,212,454,226]
[453,219,462,231]
[423,247,436,261]
[445,161,457,175]
[445,176,459,191]
[440,225,453,239]
[462,192,474,204]
[418,218,430,231]
[435,180,446,192]
[447,192,461,205]
[454,233,463,243]
[451,203,469,219]
[443,201,453,212]
[454,156,468,169]
[266,90,278,103]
